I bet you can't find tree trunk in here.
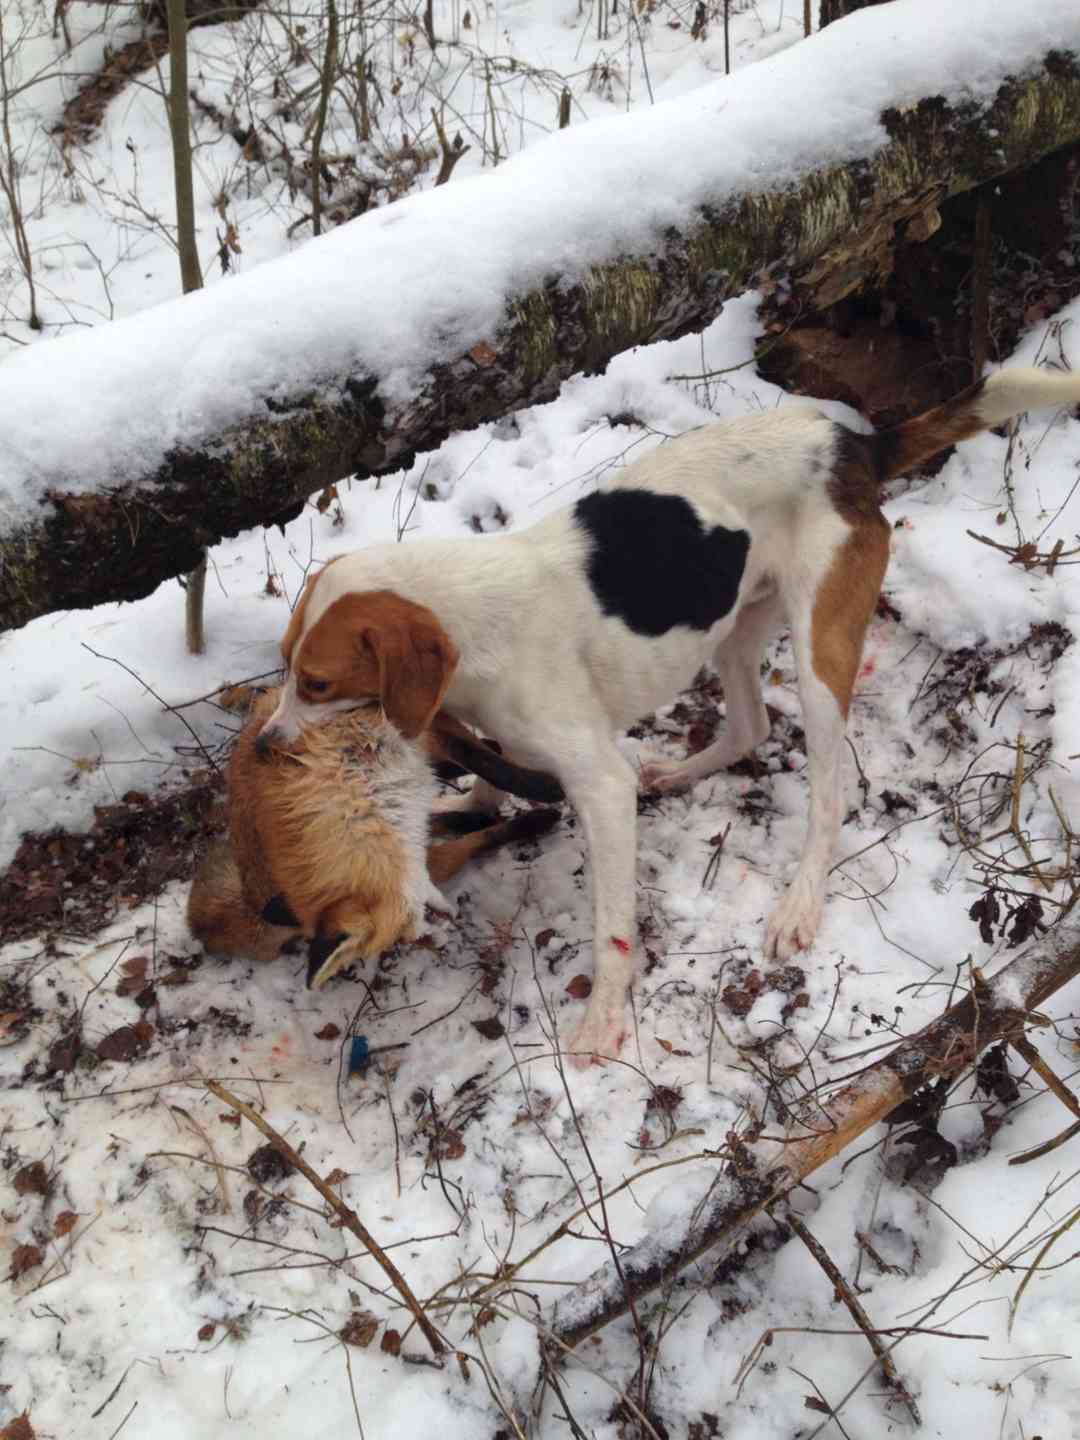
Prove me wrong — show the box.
[166,0,202,297]
[309,0,338,238]
[2,53,1080,633]
[165,0,208,653]
[819,0,892,25]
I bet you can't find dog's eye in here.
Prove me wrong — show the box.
[304,678,330,695]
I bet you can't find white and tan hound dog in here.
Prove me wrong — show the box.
[256,368,1080,1065]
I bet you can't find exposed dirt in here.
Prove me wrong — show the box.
[54,33,170,149]
[0,772,224,946]
[54,2,260,150]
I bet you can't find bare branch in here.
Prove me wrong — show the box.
[551,925,1080,1350]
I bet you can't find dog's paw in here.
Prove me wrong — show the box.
[764,884,823,960]
[638,757,691,795]
[565,1010,627,1070]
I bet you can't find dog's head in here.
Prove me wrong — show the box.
[257,564,459,754]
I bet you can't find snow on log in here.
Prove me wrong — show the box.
[1,4,1079,631]
[549,924,1080,1351]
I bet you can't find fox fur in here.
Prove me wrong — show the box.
[188,687,558,985]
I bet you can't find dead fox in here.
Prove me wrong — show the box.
[188,687,560,987]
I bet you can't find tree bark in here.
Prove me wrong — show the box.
[819,0,891,25]
[165,0,208,653]
[166,0,202,297]
[309,0,338,239]
[2,53,1080,633]
[549,925,1080,1352]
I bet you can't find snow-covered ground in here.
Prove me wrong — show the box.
[3,2,1080,1437]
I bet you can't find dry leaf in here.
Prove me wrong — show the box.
[246,1144,294,1185]
[472,1016,505,1041]
[0,1413,35,1440]
[97,1022,153,1062]
[340,1310,380,1348]
[0,1012,27,1047]
[468,340,497,367]
[53,1211,78,1238]
[315,1022,341,1040]
[46,1028,81,1074]
[9,1244,43,1280]
[198,1322,216,1342]
[13,1162,50,1197]
[380,1328,402,1356]
[435,1127,466,1161]
[565,974,592,1000]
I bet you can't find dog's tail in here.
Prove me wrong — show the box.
[874,367,1080,482]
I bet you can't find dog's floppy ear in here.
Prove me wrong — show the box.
[357,599,459,740]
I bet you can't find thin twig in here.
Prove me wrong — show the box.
[786,1211,921,1424]
[1011,1034,1080,1122]
[1008,1202,1080,1336]
[204,1079,445,1358]
[1009,1118,1080,1167]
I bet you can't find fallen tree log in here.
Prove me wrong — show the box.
[549,924,1080,1351]
[2,19,1080,631]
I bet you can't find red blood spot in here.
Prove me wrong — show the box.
[611,936,630,955]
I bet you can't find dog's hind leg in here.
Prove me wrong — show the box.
[640,593,782,793]
[765,518,889,959]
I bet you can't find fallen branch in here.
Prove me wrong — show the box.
[550,924,1080,1350]
[205,1078,445,1358]
[4,43,1080,631]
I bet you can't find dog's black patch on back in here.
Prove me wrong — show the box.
[574,490,750,637]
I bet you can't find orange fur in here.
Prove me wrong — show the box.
[187,688,560,985]
[279,555,345,671]
[187,838,299,964]
[811,519,891,715]
[225,689,424,974]
[287,590,459,739]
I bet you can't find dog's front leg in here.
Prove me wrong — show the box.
[559,743,639,1069]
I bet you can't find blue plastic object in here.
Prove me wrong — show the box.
[348,1035,371,1074]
